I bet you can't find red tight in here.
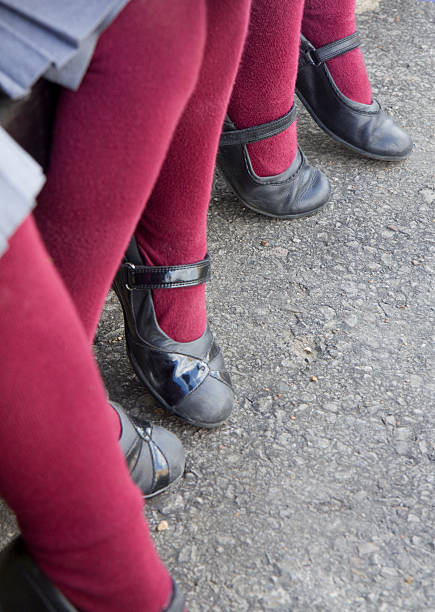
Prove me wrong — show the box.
[37,1,251,347]
[135,0,371,335]
[302,0,372,104]
[0,217,172,612]
[136,0,252,342]
[36,0,207,343]
[37,0,371,346]
[229,0,304,177]
[229,0,372,178]
[4,0,251,610]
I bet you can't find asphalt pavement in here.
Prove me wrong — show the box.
[1,0,433,610]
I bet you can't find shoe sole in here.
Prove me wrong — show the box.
[144,471,183,499]
[113,284,228,429]
[296,89,412,162]
[218,163,330,219]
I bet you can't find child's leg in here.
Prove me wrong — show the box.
[35,0,207,342]
[228,0,305,177]
[301,0,372,104]
[0,217,172,612]
[135,0,252,343]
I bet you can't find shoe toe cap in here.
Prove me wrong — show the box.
[382,123,413,159]
[364,113,413,159]
[174,375,234,428]
[297,165,331,214]
[151,426,185,483]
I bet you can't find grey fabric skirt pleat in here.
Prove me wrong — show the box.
[0,0,130,98]
[0,126,45,255]
[0,0,131,258]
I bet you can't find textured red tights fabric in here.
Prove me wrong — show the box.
[37,0,251,347]
[36,0,206,345]
[3,0,250,609]
[135,0,251,342]
[0,218,172,612]
[229,0,372,179]
[302,0,372,104]
[229,0,305,177]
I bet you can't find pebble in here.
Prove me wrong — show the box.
[271,246,289,258]
[409,374,423,388]
[324,402,339,413]
[278,381,290,392]
[394,441,412,456]
[319,306,336,320]
[157,520,169,532]
[368,262,381,271]
[356,0,380,13]
[395,427,412,440]
[158,495,184,515]
[407,514,420,523]
[295,403,309,412]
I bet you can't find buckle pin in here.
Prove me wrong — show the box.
[124,262,136,290]
[305,49,320,66]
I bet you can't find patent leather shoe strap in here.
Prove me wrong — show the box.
[220,104,297,147]
[303,32,360,66]
[120,253,211,290]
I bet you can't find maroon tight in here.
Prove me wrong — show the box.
[37,0,372,347]
[136,0,372,334]
[229,0,304,177]
[0,217,172,612]
[229,0,372,178]
[302,0,372,104]
[3,0,251,610]
[37,0,251,346]
[136,0,252,342]
[36,0,207,343]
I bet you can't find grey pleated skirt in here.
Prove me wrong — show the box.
[0,0,130,257]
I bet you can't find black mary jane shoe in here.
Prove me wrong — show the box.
[113,401,185,498]
[113,238,233,429]
[0,538,78,612]
[296,32,413,161]
[0,537,185,612]
[217,104,330,219]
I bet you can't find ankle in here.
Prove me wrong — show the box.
[152,285,207,343]
[326,49,372,105]
[135,241,208,343]
[247,122,298,177]
[302,9,372,105]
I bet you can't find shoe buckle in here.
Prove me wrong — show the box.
[124,262,136,290]
[304,48,321,67]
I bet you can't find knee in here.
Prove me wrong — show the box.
[92,0,207,101]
